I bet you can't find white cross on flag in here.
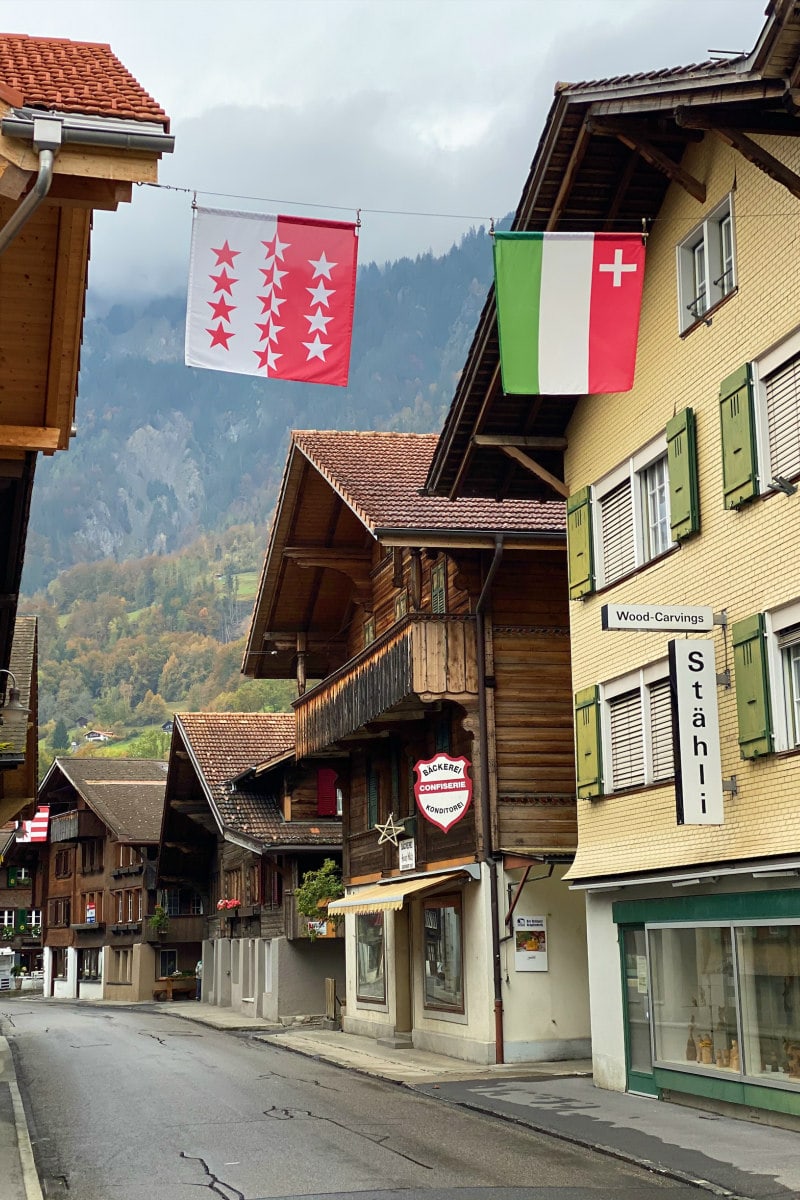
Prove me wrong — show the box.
[185,207,358,387]
[16,805,50,843]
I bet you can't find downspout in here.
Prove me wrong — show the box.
[0,117,62,256]
[475,534,504,1063]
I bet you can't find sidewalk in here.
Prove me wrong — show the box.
[3,996,800,1199]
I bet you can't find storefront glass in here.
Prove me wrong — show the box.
[423,895,463,1012]
[648,921,800,1085]
[356,913,385,1002]
[736,925,800,1081]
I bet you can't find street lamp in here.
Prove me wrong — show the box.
[0,669,30,761]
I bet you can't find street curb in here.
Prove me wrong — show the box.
[9,1078,43,1200]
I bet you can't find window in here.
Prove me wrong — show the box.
[116,844,139,868]
[82,840,103,874]
[1,909,13,927]
[110,948,131,984]
[431,561,447,614]
[55,850,71,879]
[423,895,464,1012]
[755,599,800,754]
[594,439,673,588]
[127,891,134,921]
[159,949,177,977]
[749,331,800,497]
[316,768,339,817]
[647,920,800,1085]
[82,892,101,923]
[160,888,181,917]
[78,948,101,981]
[49,898,71,927]
[29,909,41,930]
[394,590,408,620]
[677,196,735,331]
[52,947,67,979]
[356,913,385,1002]
[602,664,673,792]
[363,616,376,647]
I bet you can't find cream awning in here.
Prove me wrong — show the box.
[329,866,478,916]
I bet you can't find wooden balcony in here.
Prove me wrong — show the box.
[295,615,478,757]
[143,914,205,944]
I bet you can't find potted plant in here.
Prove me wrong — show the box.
[294,859,344,940]
[10,965,25,990]
[148,905,170,937]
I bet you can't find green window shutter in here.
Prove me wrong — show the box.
[574,685,602,799]
[567,487,594,599]
[732,614,772,758]
[719,364,758,509]
[7,868,16,888]
[666,407,700,540]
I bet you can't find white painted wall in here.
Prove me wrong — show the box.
[585,891,628,1091]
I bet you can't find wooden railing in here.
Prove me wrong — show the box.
[295,615,478,757]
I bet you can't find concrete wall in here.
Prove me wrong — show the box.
[501,864,591,1062]
[202,935,344,1022]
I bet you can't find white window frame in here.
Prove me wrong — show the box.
[752,325,800,495]
[764,598,800,752]
[1,909,13,927]
[593,434,673,589]
[601,661,673,792]
[676,195,736,332]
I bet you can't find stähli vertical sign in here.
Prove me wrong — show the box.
[669,639,724,824]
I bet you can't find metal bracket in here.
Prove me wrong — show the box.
[713,610,728,626]
[716,669,731,689]
[722,775,738,797]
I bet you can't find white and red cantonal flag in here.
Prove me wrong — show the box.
[185,207,358,387]
[16,805,50,843]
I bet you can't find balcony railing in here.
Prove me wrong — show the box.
[143,914,205,944]
[295,615,478,757]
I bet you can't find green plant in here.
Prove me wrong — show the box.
[10,965,25,977]
[1,927,14,941]
[148,905,170,935]
[294,859,344,939]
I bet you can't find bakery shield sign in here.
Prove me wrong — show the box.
[413,754,473,832]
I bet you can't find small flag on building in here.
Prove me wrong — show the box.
[185,206,358,387]
[16,805,50,843]
[492,231,645,395]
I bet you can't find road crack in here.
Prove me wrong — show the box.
[180,1150,246,1199]
[262,1105,432,1169]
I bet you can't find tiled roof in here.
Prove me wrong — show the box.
[559,54,748,96]
[49,758,167,841]
[176,713,341,847]
[0,33,169,129]
[293,431,565,534]
[8,615,35,711]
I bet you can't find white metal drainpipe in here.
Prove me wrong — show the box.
[475,534,505,1063]
[0,117,63,256]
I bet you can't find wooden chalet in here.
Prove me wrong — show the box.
[0,821,42,986]
[159,712,344,1021]
[37,758,167,1000]
[243,430,589,1064]
[0,616,38,826]
[0,34,172,782]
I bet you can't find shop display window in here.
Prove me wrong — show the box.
[423,895,464,1012]
[356,913,385,1003]
[736,925,800,1081]
[648,921,800,1085]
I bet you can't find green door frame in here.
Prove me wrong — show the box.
[619,923,659,1097]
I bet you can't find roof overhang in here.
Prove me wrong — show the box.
[569,855,800,892]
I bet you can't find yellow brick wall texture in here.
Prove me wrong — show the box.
[566,133,800,879]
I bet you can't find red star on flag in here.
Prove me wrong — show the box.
[254,346,282,371]
[211,240,240,268]
[208,296,236,321]
[209,268,237,295]
[207,323,235,349]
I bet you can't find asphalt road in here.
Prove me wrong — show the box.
[4,1001,703,1200]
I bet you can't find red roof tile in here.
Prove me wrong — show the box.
[293,431,565,534]
[0,33,169,129]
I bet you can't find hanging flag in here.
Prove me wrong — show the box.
[185,206,358,387]
[492,231,645,395]
[16,805,50,843]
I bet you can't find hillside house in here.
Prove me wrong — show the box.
[0,34,172,787]
[426,0,800,1123]
[159,712,344,1020]
[38,758,167,1000]
[243,430,589,1064]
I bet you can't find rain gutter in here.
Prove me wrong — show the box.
[0,116,62,255]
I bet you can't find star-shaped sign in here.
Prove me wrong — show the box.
[307,279,335,307]
[211,240,239,268]
[375,813,405,846]
[303,333,331,361]
[309,250,336,279]
[207,323,234,350]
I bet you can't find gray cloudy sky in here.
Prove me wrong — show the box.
[12,0,764,300]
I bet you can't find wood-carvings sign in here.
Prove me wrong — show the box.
[413,754,473,832]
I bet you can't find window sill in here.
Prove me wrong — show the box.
[591,779,675,801]
[679,287,738,338]
[593,544,680,597]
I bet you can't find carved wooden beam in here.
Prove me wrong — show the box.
[500,445,569,498]
[283,546,373,604]
[473,433,567,451]
[587,118,706,203]
[711,127,800,202]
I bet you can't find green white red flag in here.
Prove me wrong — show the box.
[492,231,645,395]
[185,207,358,387]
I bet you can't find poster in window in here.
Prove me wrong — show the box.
[514,915,548,972]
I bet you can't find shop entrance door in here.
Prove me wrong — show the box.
[621,925,658,1096]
